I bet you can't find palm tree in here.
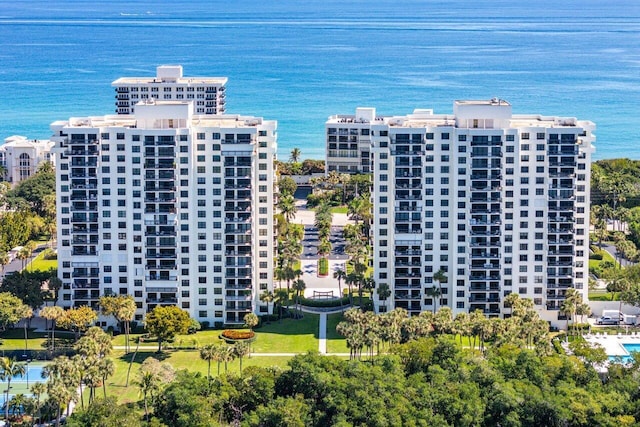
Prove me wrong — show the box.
[200,344,216,379]
[31,382,45,424]
[137,371,157,422]
[40,306,64,352]
[259,290,274,316]
[292,278,306,319]
[223,346,236,373]
[16,247,29,270]
[234,341,250,374]
[560,288,580,337]
[278,193,297,223]
[376,283,391,313]
[433,269,447,304]
[47,379,75,426]
[97,358,115,398]
[345,273,358,307]
[0,357,25,420]
[19,305,32,355]
[274,289,288,321]
[289,147,301,163]
[425,286,442,314]
[213,343,227,376]
[8,393,25,418]
[333,267,347,303]
[100,295,136,353]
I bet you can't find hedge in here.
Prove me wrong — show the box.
[299,295,350,308]
[318,257,329,276]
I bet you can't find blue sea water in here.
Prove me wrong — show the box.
[1,0,640,160]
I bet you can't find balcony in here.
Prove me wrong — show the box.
[146,298,178,304]
[146,252,177,260]
[146,264,177,270]
[71,250,97,256]
[145,275,178,281]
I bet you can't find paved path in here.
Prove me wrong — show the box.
[319,312,327,354]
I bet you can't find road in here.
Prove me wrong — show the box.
[0,244,50,283]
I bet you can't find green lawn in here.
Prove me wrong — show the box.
[252,314,319,353]
[326,313,349,354]
[330,206,348,214]
[112,315,319,354]
[27,251,58,272]
[589,292,619,301]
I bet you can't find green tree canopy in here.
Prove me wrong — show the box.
[144,306,191,352]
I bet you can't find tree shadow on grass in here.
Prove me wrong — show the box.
[118,350,170,365]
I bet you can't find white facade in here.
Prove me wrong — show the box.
[327,100,595,326]
[0,135,55,184]
[112,65,227,116]
[51,100,277,325]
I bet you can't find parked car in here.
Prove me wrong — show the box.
[596,316,619,325]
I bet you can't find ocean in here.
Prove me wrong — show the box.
[1,0,640,160]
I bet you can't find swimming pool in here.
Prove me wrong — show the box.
[608,343,640,363]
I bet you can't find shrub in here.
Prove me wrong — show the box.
[221,330,255,340]
[41,248,57,260]
[589,252,604,260]
[299,296,350,308]
[318,257,329,276]
[214,321,224,330]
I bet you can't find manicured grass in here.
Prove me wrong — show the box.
[326,313,349,354]
[252,314,319,353]
[330,206,348,214]
[27,251,57,272]
[0,329,50,351]
[589,292,619,301]
[112,315,319,354]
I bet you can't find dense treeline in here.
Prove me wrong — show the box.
[68,339,640,427]
[0,162,56,253]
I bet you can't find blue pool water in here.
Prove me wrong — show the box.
[609,344,640,363]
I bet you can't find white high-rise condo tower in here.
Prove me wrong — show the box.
[326,100,595,326]
[112,65,227,115]
[52,100,277,326]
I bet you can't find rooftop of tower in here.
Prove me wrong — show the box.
[112,65,228,86]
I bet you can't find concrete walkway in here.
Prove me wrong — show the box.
[319,312,327,354]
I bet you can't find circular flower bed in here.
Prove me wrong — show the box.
[220,329,256,343]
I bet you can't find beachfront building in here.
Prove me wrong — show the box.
[0,135,55,184]
[112,65,227,115]
[327,100,595,325]
[51,100,277,325]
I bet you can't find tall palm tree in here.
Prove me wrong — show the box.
[19,305,32,355]
[234,341,250,374]
[433,269,447,300]
[213,343,227,376]
[333,268,347,302]
[97,358,115,398]
[376,283,391,313]
[30,382,46,425]
[0,357,25,420]
[259,290,274,316]
[289,147,301,163]
[137,371,157,422]
[292,278,306,319]
[199,344,216,379]
[223,346,236,373]
[425,286,442,314]
[40,306,64,352]
[278,194,297,223]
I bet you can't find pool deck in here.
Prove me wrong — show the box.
[585,333,640,357]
